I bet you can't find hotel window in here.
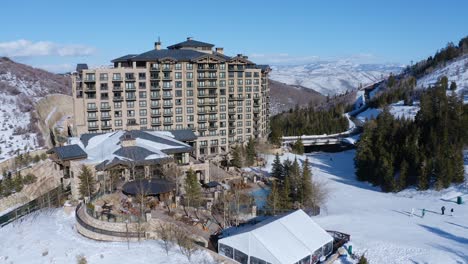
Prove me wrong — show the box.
[175,72,182,79]
[175,81,182,88]
[163,64,170,70]
[99,73,108,81]
[114,102,122,109]
[163,81,172,88]
[220,80,226,87]
[176,116,183,122]
[88,121,97,128]
[238,87,243,93]
[139,73,146,80]
[228,80,234,85]
[127,101,135,108]
[246,114,251,119]
[220,97,226,103]
[220,72,226,79]
[219,64,226,70]
[187,107,194,114]
[175,90,182,97]
[176,124,183,129]
[115,111,122,117]
[186,63,193,70]
[237,121,243,127]
[175,63,182,70]
[237,136,243,141]
[221,138,226,144]
[237,79,243,85]
[113,73,121,80]
[188,115,194,122]
[176,107,183,114]
[175,99,182,105]
[237,107,242,113]
[186,98,193,105]
[237,129,242,134]
[100,83,108,90]
[220,130,226,136]
[139,91,147,98]
[140,118,147,125]
[246,79,252,85]
[125,82,135,89]
[246,121,251,126]
[87,103,96,109]
[220,105,226,112]
[127,110,135,117]
[246,86,252,92]
[220,113,226,120]
[101,93,109,100]
[237,72,243,78]
[139,82,146,89]
[87,112,97,118]
[246,128,251,133]
[139,109,147,116]
[186,72,193,79]
[245,72,252,78]
[115,119,122,127]
[186,90,193,97]
[139,100,147,107]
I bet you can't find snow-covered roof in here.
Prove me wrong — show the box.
[65,130,193,169]
[218,209,333,264]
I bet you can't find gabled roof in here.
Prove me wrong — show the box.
[47,144,87,161]
[111,54,137,63]
[167,39,214,49]
[130,49,207,62]
[219,210,333,264]
[166,129,197,141]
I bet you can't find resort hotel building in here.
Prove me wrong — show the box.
[72,38,271,159]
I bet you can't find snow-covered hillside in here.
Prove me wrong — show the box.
[270,60,403,96]
[258,151,468,263]
[418,54,468,96]
[0,57,71,160]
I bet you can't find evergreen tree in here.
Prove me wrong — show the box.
[282,159,292,178]
[300,158,314,208]
[245,137,256,166]
[13,172,24,193]
[279,176,292,210]
[231,146,243,168]
[398,160,409,191]
[78,165,96,199]
[289,158,301,200]
[292,138,304,155]
[266,181,280,215]
[184,168,202,208]
[271,153,283,179]
[450,81,457,91]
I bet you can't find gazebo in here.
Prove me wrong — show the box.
[122,179,175,201]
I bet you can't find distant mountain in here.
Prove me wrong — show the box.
[0,57,71,160]
[269,79,325,115]
[270,60,403,96]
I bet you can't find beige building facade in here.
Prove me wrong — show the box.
[72,38,270,159]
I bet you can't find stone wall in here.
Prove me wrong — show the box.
[0,159,62,212]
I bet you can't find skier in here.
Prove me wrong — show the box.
[422,208,425,218]
[450,208,454,216]
[441,206,446,215]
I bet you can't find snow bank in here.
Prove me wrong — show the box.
[0,209,216,264]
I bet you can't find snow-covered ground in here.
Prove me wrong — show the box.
[270,60,402,96]
[257,151,468,263]
[356,101,421,123]
[0,209,216,264]
[0,94,38,161]
[418,54,468,94]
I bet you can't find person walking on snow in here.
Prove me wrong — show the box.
[450,208,454,216]
[422,208,426,218]
[441,206,446,215]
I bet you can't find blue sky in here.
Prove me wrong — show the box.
[0,0,467,72]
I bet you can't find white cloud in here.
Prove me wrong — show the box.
[36,63,75,73]
[0,39,96,57]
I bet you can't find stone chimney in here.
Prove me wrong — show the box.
[215,47,224,54]
[187,37,193,41]
[121,133,136,147]
[154,37,162,50]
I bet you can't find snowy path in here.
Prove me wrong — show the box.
[0,209,215,264]
[258,151,468,263]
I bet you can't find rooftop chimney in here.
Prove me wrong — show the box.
[187,37,193,41]
[215,47,224,55]
[154,37,162,50]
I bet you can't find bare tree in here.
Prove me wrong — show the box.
[156,222,174,256]
[174,227,198,262]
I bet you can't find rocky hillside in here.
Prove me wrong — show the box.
[270,60,403,96]
[0,57,71,161]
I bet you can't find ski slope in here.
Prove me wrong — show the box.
[258,151,468,263]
